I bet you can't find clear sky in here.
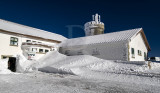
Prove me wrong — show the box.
[0,0,159,57]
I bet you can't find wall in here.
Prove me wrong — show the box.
[60,41,128,61]
[129,33,148,61]
[26,46,51,60]
[0,32,56,59]
[21,37,56,46]
[0,33,22,58]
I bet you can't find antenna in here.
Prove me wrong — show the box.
[92,15,95,21]
[95,13,99,23]
[98,15,101,22]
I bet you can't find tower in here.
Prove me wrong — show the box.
[84,13,105,36]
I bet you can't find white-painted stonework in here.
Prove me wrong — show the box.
[59,28,150,61]
[129,33,148,61]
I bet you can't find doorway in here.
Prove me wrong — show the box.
[8,57,16,72]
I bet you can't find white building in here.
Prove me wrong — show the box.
[59,14,151,61]
[0,19,66,60]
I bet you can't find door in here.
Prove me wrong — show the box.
[8,57,16,72]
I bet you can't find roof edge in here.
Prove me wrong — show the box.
[132,28,151,51]
[0,19,67,40]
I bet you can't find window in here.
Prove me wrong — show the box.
[1,55,12,59]
[144,52,147,60]
[32,48,37,52]
[131,48,135,58]
[45,49,49,53]
[28,54,35,56]
[26,40,31,43]
[138,50,142,56]
[10,37,18,46]
[39,49,43,53]
[32,41,36,43]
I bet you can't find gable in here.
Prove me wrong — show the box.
[130,29,151,51]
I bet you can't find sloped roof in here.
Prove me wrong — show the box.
[0,19,67,42]
[60,28,151,51]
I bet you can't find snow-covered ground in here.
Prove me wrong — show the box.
[0,72,160,93]
[0,51,160,93]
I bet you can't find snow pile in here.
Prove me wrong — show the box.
[144,62,160,73]
[32,51,160,79]
[0,59,12,74]
[16,54,37,73]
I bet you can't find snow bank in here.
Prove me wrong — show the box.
[16,54,37,73]
[32,51,160,78]
[0,59,12,74]
[144,62,160,73]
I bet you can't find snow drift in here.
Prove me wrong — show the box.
[0,59,12,74]
[16,54,37,73]
[32,51,160,78]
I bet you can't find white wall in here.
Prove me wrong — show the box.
[60,41,128,61]
[129,33,148,61]
[0,32,56,59]
[0,33,22,58]
[27,46,51,60]
[21,37,55,46]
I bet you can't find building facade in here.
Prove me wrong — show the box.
[59,28,150,61]
[0,19,66,60]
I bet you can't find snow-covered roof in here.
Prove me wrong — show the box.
[60,28,151,51]
[0,19,67,42]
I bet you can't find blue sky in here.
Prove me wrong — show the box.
[0,0,159,57]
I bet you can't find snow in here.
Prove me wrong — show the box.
[0,58,12,74]
[33,51,160,79]
[0,51,160,92]
[0,19,67,41]
[60,28,142,47]
[1,72,160,93]
[16,54,37,73]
